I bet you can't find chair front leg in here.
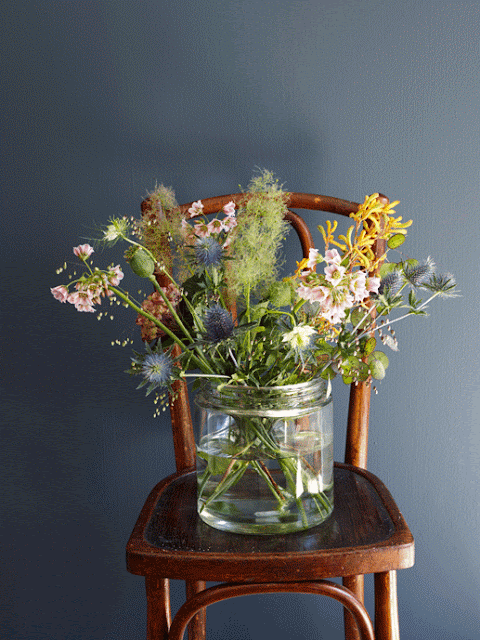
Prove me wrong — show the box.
[146,577,171,640]
[343,575,364,640]
[374,571,400,640]
[186,580,207,640]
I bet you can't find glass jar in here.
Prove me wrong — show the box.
[194,378,333,534]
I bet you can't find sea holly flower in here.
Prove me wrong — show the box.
[73,244,94,260]
[378,271,403,296]
[403,257,435,287]
[194,237,223,268]
[141,352,173,390]
[204,305,235,342]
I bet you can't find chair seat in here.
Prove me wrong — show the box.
[126,462,414,583]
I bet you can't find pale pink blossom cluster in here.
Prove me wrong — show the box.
[296,248,380,325]
[51,245,124,313]
[181,200,237,244]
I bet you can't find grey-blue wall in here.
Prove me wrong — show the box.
[2,1,479,638]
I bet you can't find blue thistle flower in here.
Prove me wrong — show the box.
[204,304,234,342]
[404,257,435,287]
[378,271,403,296]
[194,237,223,268]
[140,352,173,392]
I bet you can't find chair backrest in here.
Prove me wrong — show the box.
[141,191,388,474]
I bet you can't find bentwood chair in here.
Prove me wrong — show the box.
[126,192,415,640]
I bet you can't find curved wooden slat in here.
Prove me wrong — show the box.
[167,580,375,640]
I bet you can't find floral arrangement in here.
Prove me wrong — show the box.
[51,170,456,406]
[51,171,457,531]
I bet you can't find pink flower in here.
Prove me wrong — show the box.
[188,200,204,218]
[68,290,95,312]
[296,283,328,304]
[223,201,236,216]
[305,248,321,271]
[366,276,380,294]
[322,303,348,324]
[207,218,224,235]
[193,220,210,238]
[324,249,341,265]
[221,214,237,231]
[349,271,368,302]
[324,263,346,285]
[51,285,69,303]
[318,285,354,325]
[73,244,94,260]
[106,265,124,286]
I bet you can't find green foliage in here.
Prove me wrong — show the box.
[227,170,290,300]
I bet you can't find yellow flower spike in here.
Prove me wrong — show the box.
[295,257,310,274]
[319,220,338,247]
[329,238,348,252]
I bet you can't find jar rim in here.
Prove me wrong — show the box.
[195,377,331,416]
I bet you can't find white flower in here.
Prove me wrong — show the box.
[282,325,317,351]
[103,218,129,242]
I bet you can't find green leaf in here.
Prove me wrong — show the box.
[379,262,400,278]
[387,233,406,249]
[369,360,385,380]
[363,336,377,355]
[350,307,371,330]
[320,365,336,380]
[368,351,389,380]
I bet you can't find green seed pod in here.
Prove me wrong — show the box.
[127,247,155,278]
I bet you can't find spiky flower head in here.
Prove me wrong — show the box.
[424,273,458,297]
[103,218,130,244]
[139,351,173,394]
[378,270,404,296]
[282,325,317,352]
[204,304,235,343]
[194,237,223,268]
[403,257,436,287]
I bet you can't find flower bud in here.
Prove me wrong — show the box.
[127,247,155,278]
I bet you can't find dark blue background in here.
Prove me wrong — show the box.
[2,1,479,638]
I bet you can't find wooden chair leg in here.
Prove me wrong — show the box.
[146,577,171,640]
[343,575,364,640]
[374,571,400,640]
[186,580,207,640]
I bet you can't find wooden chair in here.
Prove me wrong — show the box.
[126,192,415,640]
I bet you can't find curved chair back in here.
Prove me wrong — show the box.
[141,191,388,474]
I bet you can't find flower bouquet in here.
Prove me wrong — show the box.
[52,171,457,533]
